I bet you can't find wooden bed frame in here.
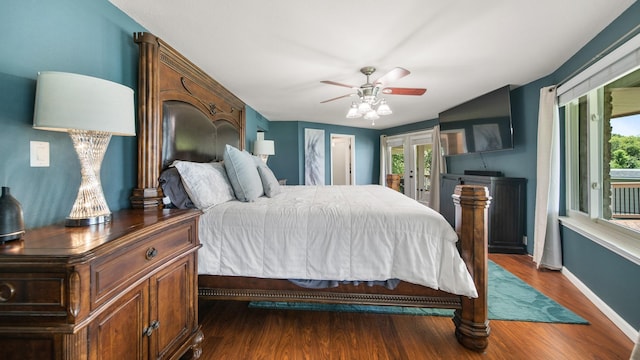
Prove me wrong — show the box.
[131,32,491,352]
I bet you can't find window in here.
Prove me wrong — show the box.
[565,67,640,236]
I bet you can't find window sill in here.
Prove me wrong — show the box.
[559,214,640,266]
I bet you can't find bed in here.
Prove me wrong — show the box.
[131,32,491,353]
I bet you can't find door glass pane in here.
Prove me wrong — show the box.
[577,95,589,213]
[389,145,404,193]
[414,144,432,205]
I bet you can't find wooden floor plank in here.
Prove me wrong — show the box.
[196,254,634,359]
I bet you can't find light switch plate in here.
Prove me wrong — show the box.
[30,141,50,167]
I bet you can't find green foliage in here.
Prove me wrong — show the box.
[424,148,432,175]
[610,134,640,169]
[391,148,433,175]
[391,154,404,174]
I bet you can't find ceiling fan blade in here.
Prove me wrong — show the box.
[320,93,354,103]
[320,80,357,89]
[381,87,426,96]
[374,67,410,85]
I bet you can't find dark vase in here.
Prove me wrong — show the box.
[0,187,25,243]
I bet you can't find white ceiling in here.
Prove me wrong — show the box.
[109,0,636,129]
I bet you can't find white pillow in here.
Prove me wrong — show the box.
[223,145,264,202]
[172,160,235,209]
[254,157,281,197]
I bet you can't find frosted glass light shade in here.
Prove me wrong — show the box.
[376,99,392,115]
[346,103,362,118]
[364,110,380,121]
[33,71,135,136]
[357,101,372,114]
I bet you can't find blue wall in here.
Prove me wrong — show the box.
[265,121,380,185]
[1,0,144,228]
[245,105,271,150]
[562,227,640,328]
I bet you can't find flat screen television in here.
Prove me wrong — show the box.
[438,85,513,156]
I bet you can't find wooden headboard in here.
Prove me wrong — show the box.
[131,32,246,209]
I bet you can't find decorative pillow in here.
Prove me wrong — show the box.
[223,145,264,202]
[158,167,196,209]
[172,160,235,209]
[254,157,282,197]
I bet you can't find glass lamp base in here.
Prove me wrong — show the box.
[65,214,112,227]
[65,130,113,227]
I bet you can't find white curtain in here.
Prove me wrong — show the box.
[429,125,445,212]
[533,86,562,270]
[379,135,388,185]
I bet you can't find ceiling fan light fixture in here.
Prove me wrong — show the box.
[346,103,362,118]
[321,66,425,124]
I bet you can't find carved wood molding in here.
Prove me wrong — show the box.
[198,287,462,308]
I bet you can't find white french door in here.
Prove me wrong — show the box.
[382,130,433,206]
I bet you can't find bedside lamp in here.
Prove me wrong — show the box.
[253,133,275,163]
[33,71,135,226]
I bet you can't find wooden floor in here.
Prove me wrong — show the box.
[197,254,634,359]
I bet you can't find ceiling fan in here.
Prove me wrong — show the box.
[320,66,426,123]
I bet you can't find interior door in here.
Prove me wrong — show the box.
[331,134,355,185]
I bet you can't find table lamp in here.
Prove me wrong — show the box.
[33,71,135,226]
[253,133,275,163]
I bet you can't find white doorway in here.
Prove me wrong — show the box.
[381,130,433,206]
[331,134,355,185]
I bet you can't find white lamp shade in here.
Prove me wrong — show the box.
[33,71,135,136]
[253,139,275,155]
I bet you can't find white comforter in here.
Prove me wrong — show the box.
[198,185,478,297]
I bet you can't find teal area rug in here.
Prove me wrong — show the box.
[249,261,589,324]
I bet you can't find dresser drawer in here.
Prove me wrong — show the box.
[0,272,67,319]
[91,222,195,309]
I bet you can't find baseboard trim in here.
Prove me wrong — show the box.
[562,266,638,341]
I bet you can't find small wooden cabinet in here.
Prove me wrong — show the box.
[0,209,203,360]
[440,173,527,254]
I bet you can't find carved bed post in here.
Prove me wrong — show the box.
[452,185,491,352]
[131,32,164,209]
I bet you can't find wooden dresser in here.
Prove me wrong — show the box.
[440,173,527,254]
[0,209,203,360]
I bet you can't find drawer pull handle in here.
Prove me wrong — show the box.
[145,247,158,260]
[0,282,15,302]
[143,320,160,337]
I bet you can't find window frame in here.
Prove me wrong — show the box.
[562,73,640,266]
[559,32,640,266]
